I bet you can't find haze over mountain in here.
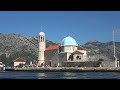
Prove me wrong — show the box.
[0,33,120,66]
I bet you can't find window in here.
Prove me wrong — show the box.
[49,61,51,66]
[68,55,73,60]
[43,37,44,42]
[76,56,81,60]
[59,47,61,52]
[41,36,42,42]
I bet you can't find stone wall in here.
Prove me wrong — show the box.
[102,61,115,67]
[62,61,100,67]
[59,53,67,66]
[45,49,58,66]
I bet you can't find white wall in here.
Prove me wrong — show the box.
[67,53,72,60]
[13,62,26,67]
[64,46,77,53]
[73,54,83,61]
[38,35,46,66]
[73,46,77,51]
[78,50,87,56]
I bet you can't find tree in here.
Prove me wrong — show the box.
[0,54,8,65]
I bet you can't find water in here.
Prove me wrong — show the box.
[0,71,120,79]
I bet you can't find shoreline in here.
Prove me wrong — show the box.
[5,67,120,72]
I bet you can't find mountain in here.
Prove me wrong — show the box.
[83,40,120,61]
[0,33,56,66]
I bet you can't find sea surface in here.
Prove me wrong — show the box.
[0,71,120,79]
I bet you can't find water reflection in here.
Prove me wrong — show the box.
[1,71,120,79]
[37,73,46,79]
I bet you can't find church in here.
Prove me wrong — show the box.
[37,32,119,67]
[38,32,88,67]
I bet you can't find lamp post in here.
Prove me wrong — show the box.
[57,46,60,67]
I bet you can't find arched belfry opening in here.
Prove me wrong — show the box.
[43,37,45,42]
[40,36,43,42]
[40,36,45,42]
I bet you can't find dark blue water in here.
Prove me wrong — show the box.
[0,71,120,79]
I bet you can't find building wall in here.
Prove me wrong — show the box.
[13,62,26,67]
[59,53,67,66]
[73,54,83,61]
[0,62,3,64]
[60,46,77,52]
[101,61,116,67]
[59,46,63,52]
[45,49,59,66]
[51,54,59,67]
[0,64,3,67]
[62,61,101,67]
[67,53,72,61]
[73,46,77,51]
[78,50,87,57]
[64,46,76,53]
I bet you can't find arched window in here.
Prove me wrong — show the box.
[76,56,81,60]
[41,36,43,42]
[43,37,44,42]
[49,61,51,67]
[68,55,73,61]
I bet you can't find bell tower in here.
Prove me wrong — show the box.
[38,32,46,67]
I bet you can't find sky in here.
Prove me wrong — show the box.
[0,11,120,45]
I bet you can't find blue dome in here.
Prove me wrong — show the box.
[61,36,77,46]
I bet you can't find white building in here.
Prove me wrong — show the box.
[11,57,27,67]
[0,61,5,70]
[45,36,87,67]
[0,61,4,67]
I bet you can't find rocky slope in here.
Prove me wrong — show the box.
[0,33,56,66]
[83,40,120,61]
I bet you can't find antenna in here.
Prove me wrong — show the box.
[113,30,116,58]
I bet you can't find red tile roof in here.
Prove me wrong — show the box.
[77,46,86,50]
[13,57,27,62]
[72,50,84,54]
[45,44,60,51]
[0,61,2,64]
